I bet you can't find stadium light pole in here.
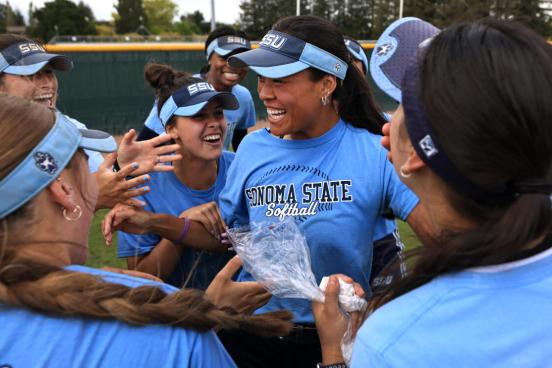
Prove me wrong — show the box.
[297,0,300,15]
[399,0,404,18]
[211,0,216,31]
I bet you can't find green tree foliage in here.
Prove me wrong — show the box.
[238,0,551,39]
[28,0,96,42]
[143,0,178,34]
[181,10,211,33]
[114,0,147,34]
[0,2,26,33]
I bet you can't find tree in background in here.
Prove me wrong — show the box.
[0,1,26,33]
[143,0,177,34]
[114,0,147,34]
[237,0,551,40]
[28,0,96,42]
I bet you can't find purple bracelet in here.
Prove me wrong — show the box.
[175,217,190,245]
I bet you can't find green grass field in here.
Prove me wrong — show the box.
[86,210,418,269]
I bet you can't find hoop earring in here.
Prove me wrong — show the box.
[321,95,330,106]
[63,205,82,221]
[399,166,412,178]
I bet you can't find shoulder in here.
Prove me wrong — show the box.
[65,265,179,295]
[221,151,236,165]
[231,84,254,100]
[356,277,454,353]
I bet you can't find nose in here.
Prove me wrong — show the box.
[258,78,275,102]
[32,70,55,89]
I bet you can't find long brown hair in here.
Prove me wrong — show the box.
[370,20,552,310]
[0,95,292,336]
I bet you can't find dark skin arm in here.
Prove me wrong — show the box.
[232,128,248,151]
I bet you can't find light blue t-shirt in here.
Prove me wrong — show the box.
[0,265,236,368]
[65,114,104,173]
[352,247,552,367]
[219,120,419,323]
[144,83,256,151]
[118,151,235,289]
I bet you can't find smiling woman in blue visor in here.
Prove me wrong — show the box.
[0,94,292,367]
[192,15,431,368]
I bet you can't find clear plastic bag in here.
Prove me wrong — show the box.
[227,217,367,364]
[227,218,324,302]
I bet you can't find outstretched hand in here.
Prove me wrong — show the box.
[206,256,271,314]
[94,153,150,210]
[102,203,154,245]
[117,129,182,175]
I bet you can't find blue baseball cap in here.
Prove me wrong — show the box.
[370,17,440,102]
[0,112,116,219]
[206,35,251,60]
[228,30,348,80]
[0,41,73,76]
[344,37,369,76]
[159,81,239,127]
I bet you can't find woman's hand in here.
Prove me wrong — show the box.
[313,274,365,364]
[94,153,150,210]
[179,202,227,241]
[102,203,154,245]
[117,129,182,175]
[206,256,271,314]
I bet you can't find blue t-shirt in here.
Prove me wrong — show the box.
[219,120,419,323]
[118,151,235,288]
[144,83,256,151]
[0,265,236,368]
[352,247,552,367]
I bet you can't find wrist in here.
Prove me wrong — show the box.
[321,346,344,366]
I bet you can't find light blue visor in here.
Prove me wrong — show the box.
[228,30,348,80]
[0,41,73,76]
[0,112,116,219]
[344,38,369,76]
[159,81,239,127]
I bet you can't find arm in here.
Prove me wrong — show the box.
[232,128,247,151]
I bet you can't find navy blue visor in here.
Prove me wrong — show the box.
[159,81,239,127]
[344,38,368,76]
[0,42,73,76]
[206,35,251,60]
[228,30,348,80]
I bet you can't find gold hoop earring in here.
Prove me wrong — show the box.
[399,166,412,178]
[63,205,82,221]
[321,95,330,106]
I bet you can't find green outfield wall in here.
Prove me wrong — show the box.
[48,43,397,134]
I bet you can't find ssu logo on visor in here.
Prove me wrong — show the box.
[260,33,286,50]
[187,82,215,96]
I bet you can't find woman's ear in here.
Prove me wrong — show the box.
[165,122,179,141]
[319,74,337,99]
[404,147,427,174]
[47,178,77,210]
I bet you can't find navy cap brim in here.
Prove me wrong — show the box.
[229,48,309,78]
[173,91,239,117]
[4,53,73,76]
[215,45,251,58]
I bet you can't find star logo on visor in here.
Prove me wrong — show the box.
[34,152,58,175]
[419,135,439,158]
[335,63,341,72]
[376,42,394,57]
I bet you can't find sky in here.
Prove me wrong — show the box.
[14,0,243,24]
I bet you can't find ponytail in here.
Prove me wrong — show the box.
[144,63,200,116]
[0,250,293,337]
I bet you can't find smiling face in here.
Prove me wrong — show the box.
[207,52,248,91]
[167,100,227,161]
[258,70,335,139]
[0,65,58,108]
